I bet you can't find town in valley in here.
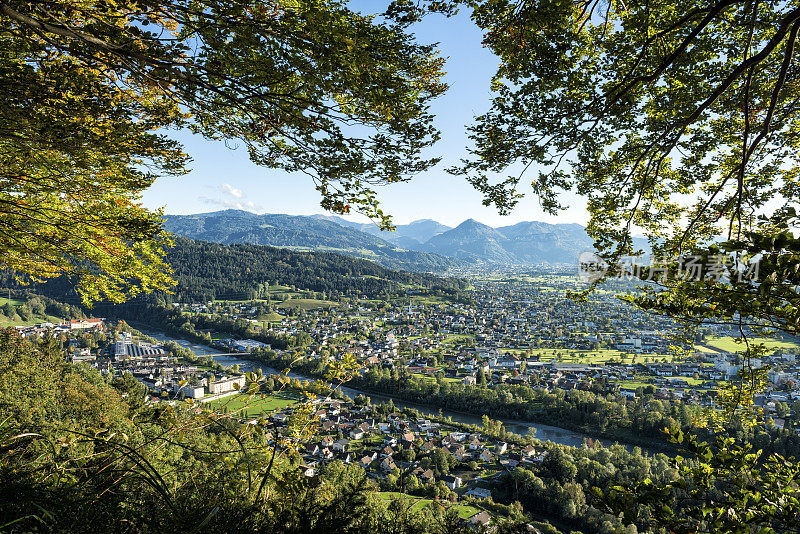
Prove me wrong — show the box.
[7,271,799,529]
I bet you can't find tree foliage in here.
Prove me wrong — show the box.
[451,2,800,531]
[0,0,448,303]
[454,0,800,333]
[596,426,800,534]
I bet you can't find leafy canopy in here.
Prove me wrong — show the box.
[454,0,800,335]
[0,0,448,303]
[452,2,800,531]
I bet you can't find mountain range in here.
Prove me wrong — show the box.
[163,211,459,273]
[164,210,627,271]
[311,215,452,249]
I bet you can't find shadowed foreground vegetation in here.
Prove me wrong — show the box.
[0,330,541,533]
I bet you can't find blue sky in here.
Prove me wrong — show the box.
[140,5,589,229]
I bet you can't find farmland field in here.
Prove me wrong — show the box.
[521,348,676,364]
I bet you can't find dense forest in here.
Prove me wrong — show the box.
[0,237,469,304]
[0,292,86,324]
[162,238,469,302]
[163,211,463,272]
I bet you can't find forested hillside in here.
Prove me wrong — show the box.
[165,238,467,302]
[164,211,461,272]
[167,210,632,267]
[1,237,469,304]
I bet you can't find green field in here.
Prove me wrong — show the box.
[212,287,301,302]
[442,334,474,345]
[414,345,677,365]
[411,372,461,384]
[0,297,65,327]
[667,375,704,385]
[257,312,285,322]
[207,393,296,416]
[0,314,65,327]
[410,295,449,305]
[694,345,718,353]
[700,336,800,354]
[621,375,704,390]
[277,298,338,311]
[525,348,676,363]
[266,285,294,293]
[378,492,481,519]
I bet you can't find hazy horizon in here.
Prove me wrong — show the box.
[162,208,590,230]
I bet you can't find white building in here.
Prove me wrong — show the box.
[465,487,492,499]
[714,358,741,378]
[441,475,461,489]
[208,375,246,395]
[181,385,205,399]
[64,318,104,330]
[115,332,133,358]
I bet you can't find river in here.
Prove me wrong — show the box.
[141,329,636,451]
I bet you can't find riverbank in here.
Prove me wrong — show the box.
[140,327,673,454]
[266,361,672,455]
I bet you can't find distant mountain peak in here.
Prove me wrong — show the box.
[186,209,258,218]
[164,211,627,267]
[163,212,459,272]
[456,218,488,228]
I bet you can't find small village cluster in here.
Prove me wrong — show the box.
[264,397,545,528]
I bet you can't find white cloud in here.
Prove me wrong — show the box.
[221,183,243,198]
[198,196,263,212]
[199,183,263,212]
